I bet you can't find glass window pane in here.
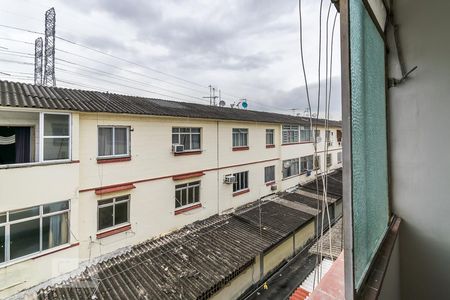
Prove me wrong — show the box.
[194,186,200,203]
[172,134,179,144]
[42,213,69,250]
[98,127,113,156]
[116,195,129,202]
[10,206,39,221]
[0,213,6,224]
[44,114,69,136]
[172,128,179,133]
[180,134,191,150]
[181,189,187,206]
[98,206,114,230]
[114,201,128,225]
[43,201,69,214]
[192,134,200,150]
[0,226,4,263]
[10,219,40,260]
[43,138,69,160]
[175,190,182,208]
[191,128,200,133]
[114,128,128,155]
[98,199,113,206]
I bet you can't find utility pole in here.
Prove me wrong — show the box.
[203,84,218,106]
[34,37,43,85]
[43,7,56,87]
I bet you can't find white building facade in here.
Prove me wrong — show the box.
[0,82,341,297]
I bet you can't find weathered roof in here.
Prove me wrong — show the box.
[301,169,343,197]
[33,200,314,300]
[0,80,342,127]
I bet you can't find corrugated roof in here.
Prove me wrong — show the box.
[301,169,343,197]
[0,80,342,126]
[34,200,314,300]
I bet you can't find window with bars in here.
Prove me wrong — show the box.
[282,158,299,178]
[315,129,322,143]
[175,181,200,209]
[232,128,248,147]
[282,125,299,144]
[264,165,275,183]
[98,126,130,158]
[0,201,70,264]
[233,171,249,192]
[300,155,314,173]
[266,129,274,145]
[97,196,130,231]
[172,128,201,151]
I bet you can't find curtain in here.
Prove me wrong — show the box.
[15,127,30,163]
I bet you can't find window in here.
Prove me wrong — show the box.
[282,125,311,143]
[300,126,312,142]
[42,113,70,161]
[0,201,69,264]
[175,181,200,209]
[264,166,275,183]
[232,128,248,147]
[300,155,314,173]
[233,171,249,192]
[314,155,321,170]
[282,158,299,178]
[337,151,343,163]
[172,127,201,151]
[326,130,333,146]
[266,129,274,145]
[282,125,299,144]
[327,153,332,167]
[97,196,130,231]
[0,126,33,165]
[314,129,321,143]
[98,126,130,158]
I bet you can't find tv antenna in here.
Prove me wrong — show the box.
[203,85,219,106]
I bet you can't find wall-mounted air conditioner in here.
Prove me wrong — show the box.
[172,144,184,153]
[270,185,278,191]
[224,174,236,184]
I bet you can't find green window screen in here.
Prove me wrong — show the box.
[350,0,389,289]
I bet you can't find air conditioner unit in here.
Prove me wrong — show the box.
[270,185,278,191]
[172,143,184,153]
[224,175,236,184]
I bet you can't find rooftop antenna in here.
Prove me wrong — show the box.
[203,84,218,106]
[43,7,56,87]
[34,37,43,85]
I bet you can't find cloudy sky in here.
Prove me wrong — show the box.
[0,0,341,119]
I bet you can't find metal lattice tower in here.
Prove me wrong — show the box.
[34,37,43,85]
[43,7,56,87]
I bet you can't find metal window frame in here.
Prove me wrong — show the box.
[97,195,130,231]
[172,127,202,151]
[265,129,274,145]
[282,158,299,178]
[232,128,249,147]
[97,125,131,158]
[340,0,390,298]
[0,200,70,266]
[282,125,300,143]
[174,181,201,208]
[40,112,72,162]
[233,171,249,192]
[264,165,275,183]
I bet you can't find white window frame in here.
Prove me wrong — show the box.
[233,171,249,192]
[97,126,130,158]
[175,181,201,209]
[282,158,300,178]
[264,165,275,183]
[337,151,343,163]
[266,129,274,145]
[39,112,72,162]
[232,128,248,147]
[172,127,201,152]
[282,125,299,144]
[327,153,332,167]
[300,155,314,173]
[97,196,130,232]
[0,200,70,266]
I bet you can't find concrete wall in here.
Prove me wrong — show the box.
[0,107,341,297]
[378,237,400,300]
[387,0,450,298]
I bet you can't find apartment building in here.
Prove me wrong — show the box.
[0,80,341,297]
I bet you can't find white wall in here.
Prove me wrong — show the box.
[388,0,450,298]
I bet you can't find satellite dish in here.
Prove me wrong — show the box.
[241,100,248,109]
[219,100,226,107]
